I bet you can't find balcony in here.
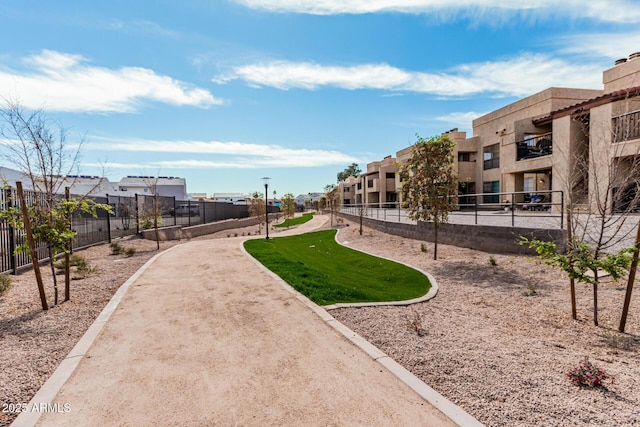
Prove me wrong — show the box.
[613,109,640,143]
[516,132,553,161]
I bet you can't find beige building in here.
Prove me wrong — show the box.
[340,52,640,213]
[341,155,398,207]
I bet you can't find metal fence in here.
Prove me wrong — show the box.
[0,189,252,274]
[341,189,565,230]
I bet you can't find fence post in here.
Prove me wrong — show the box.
[7,189,17,275]
[106,193,112,244]
[173,197,177,226]
[560,191,564,230]
[511,196,515,227]
[135,194,140,234]
[475,195,478,225]
[65,188,71,301]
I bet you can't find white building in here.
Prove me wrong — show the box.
[117,176,188,200]
[212,193,247,203]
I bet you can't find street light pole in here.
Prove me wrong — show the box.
[262,177,271,240]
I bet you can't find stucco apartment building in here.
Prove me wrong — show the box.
[340,53,640,213]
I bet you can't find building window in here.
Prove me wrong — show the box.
[483,181,500,204]
[357,183,362,190]
[524,177,534,193]
[458,152,471,162]
[385,172,395,179]
[483,144,500,170]
[367,180,374,188]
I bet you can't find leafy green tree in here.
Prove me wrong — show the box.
[520,237,634,326]
[337,163,362,183]
[399,134,458,260]
[248,191,266,234]
[324,184,340,227]
[281,193,296,226]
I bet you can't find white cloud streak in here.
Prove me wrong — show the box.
[214,54,604,97]
[0,50,221,113]
[232,0,640,23]
[435,111,485,131]
[84,137,361,168]
[557,31,640,60]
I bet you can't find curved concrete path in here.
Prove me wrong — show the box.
[19,215,473,427]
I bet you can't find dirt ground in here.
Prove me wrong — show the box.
[1,217,639,426]
[331,221,640,426]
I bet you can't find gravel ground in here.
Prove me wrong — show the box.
[331,221,640,427]
[1,219,639,426]
[0,225,265,427]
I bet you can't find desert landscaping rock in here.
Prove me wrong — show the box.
[2,215,639,426]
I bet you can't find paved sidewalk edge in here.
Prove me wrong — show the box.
[240,233,485,427]
[12,245,182,427]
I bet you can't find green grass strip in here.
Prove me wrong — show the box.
[244,229,430,306]
[274,212,315,228]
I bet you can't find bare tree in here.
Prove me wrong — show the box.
[0,99,109,308]
[248,191,265,234]
[141,176,163,250]
[324,184,340,227]
[522,96,640,327]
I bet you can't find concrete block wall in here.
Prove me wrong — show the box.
[140,217,265,241]
[340,213,566,255]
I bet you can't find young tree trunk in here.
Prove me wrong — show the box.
[619,218,640,332]
[592,270,599,326]
[433,219,439,261]
[566,210,577,319]
[16,182,48,310]
[48,247,58,305]
[153,194,160,251]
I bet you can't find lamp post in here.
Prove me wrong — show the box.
[262,177,270,239]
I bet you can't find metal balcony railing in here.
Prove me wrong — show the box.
[516,132,553,161]
[613,109,640,143]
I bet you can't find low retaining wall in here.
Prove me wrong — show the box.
[140,225,184,241]
[340,213,565,255]
[182,217,263,239]
[140,217,266,241]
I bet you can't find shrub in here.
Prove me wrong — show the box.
[567,358,613,388]
[0,274,12,295]
[489,256,497,266]
[522,278,538,297]
[74,259,98,278]
[408,310,427,337]
[124,247,136,257]
[110,241,125,255]
[54,254,89,270]
[420,243,427,253]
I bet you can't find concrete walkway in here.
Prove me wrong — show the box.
[19,216,470,426]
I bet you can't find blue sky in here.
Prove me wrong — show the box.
[1,1,640,197]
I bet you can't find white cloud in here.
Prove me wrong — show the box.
[231,0,640,23]
[84,137,361,168]
[435,111,485,131]
[557,31,640,60]
[214,54,604,97]
[0,50,221,113]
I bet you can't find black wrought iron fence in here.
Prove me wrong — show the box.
[0,188,253,275]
